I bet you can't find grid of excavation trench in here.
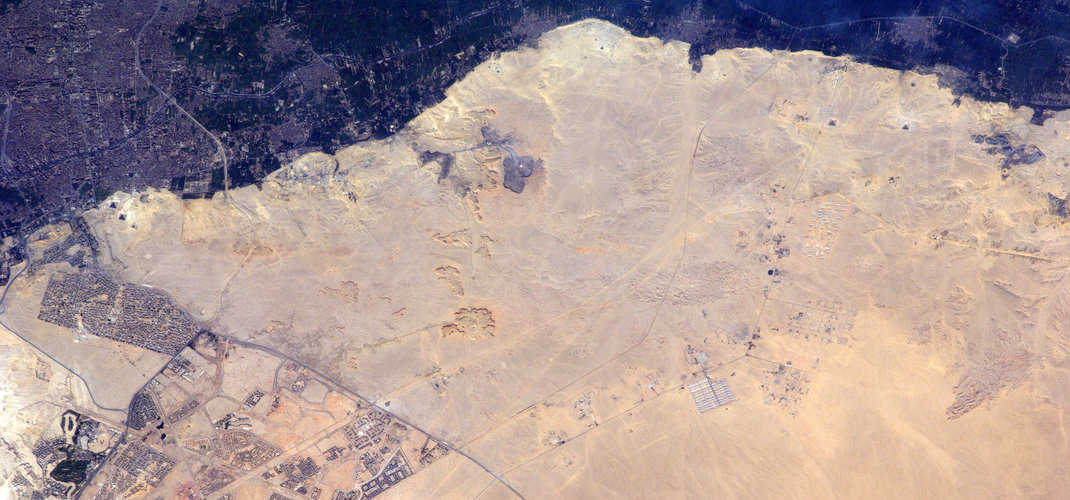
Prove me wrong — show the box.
[688,377,735,413]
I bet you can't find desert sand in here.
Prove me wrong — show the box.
[4,19,1069,499]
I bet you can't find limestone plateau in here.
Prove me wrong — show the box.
[2,20,1069,500]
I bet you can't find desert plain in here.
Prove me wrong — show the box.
[2,19,1070,499]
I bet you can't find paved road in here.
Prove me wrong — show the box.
[0,257,525,498]
[220,334,527,499]
[135,0,230,196]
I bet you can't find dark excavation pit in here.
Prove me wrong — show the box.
[1048,193,1069,218]
[418,151,455,181]
[501,154,542,194]
[480,126,503,144]
[974,133,1045,172]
